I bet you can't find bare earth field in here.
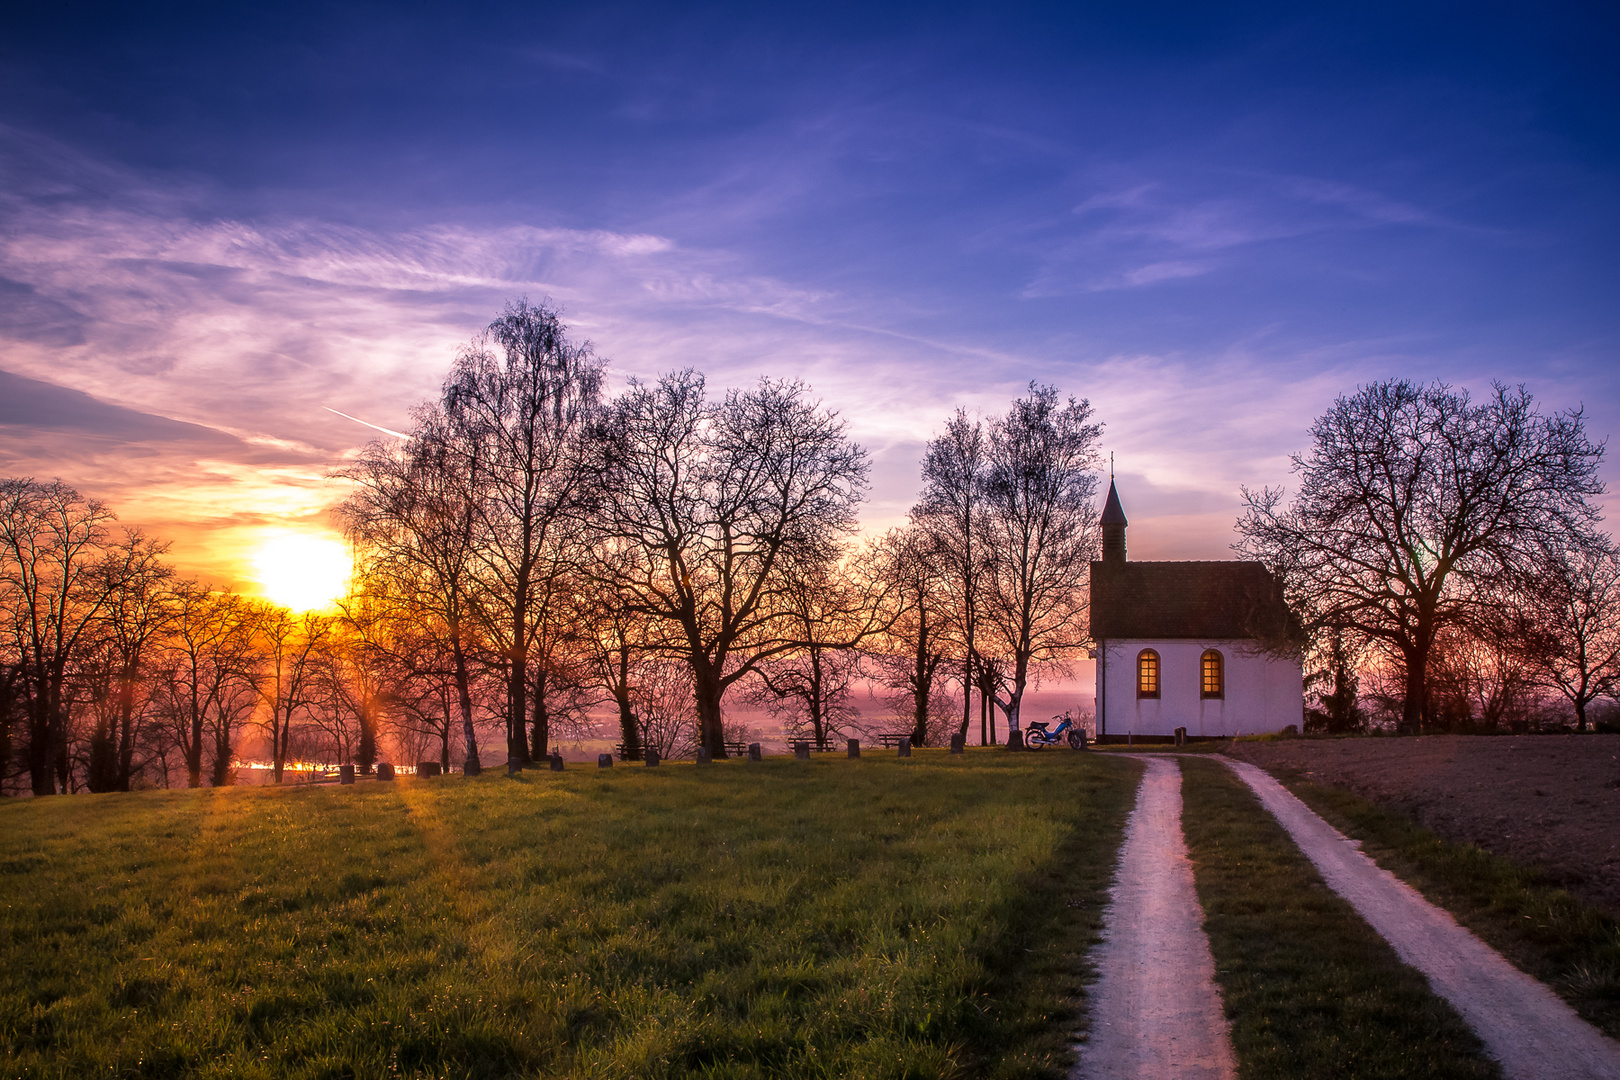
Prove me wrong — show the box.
[1225,734,1620,916]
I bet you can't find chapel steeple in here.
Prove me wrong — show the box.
[1100,478,1127,565]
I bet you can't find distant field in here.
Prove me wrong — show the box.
[0,751,1137,1080]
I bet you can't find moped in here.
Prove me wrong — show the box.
[1024,711,1086,749]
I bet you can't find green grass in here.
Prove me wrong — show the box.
[0,751,1138,1080]
[1178,757,1501,1080]
[1261,768,1620,1039]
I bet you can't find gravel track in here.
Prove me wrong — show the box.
[1225,757,1620,1080]
[1072,756,1236,1080]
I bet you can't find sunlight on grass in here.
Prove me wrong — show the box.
[0,751,1136,1079]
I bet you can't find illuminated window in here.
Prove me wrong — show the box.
[1201,650,1224,699]
[1137,650,1160,698]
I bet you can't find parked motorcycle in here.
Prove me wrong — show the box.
[1025,710,1086,749]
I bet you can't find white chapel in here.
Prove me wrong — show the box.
[1090,481,1303,741]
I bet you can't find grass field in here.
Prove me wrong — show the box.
[1264,769,1620,1039]
[0,751,1138,1080]
[1179,757,1501,1080]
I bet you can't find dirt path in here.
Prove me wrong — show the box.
[1224,758,1620,1080]
[1226,735,1620,915]
[1073,756,1236,1080]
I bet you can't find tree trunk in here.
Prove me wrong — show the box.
[613,646,641,760]
[693,660,726,758]
[357,707,376,774]
[508,588,529,763]
[1401,649,1426,735]
[28,701,55,796]
[529,668,549,760]
[116,674,137,791]
[454,638,480,775]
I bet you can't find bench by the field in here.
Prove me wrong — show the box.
[873,732,915,749]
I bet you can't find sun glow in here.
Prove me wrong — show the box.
[251,531,352,611]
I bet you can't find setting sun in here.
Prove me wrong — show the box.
[250,531,352,611]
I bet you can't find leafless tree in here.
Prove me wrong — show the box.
[256,605,333,783]
[0,479,120,795]
[340,414,489,773]
[862,526,951,746]
[1237,381,1605,733]
[913,411,990,743]
[80,530,175,791]
[156,583,261,787]
[439,300,603,765]
[745,558,867,745]
[977,384,1103,738]
[1511,543,1620,731]
[589,371,868,757]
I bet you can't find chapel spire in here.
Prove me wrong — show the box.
[1100,478,1127,564]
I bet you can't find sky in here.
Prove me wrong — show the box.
[1,0,1618,593]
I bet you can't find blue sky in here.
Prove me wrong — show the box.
[1,1,1617,584]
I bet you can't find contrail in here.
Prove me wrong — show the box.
[323,406,408,439]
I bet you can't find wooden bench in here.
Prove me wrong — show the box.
[874,732,914,749]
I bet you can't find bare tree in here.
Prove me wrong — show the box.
[1237,381,1605,733]
[589,371,868,757]
[157,583,261,787]
[79,531,175,791]
[862,526,950,746]
[0,479,119,794]
[1512,543,1620,731]
[340,414,489,774]
[978,384,1103,738]
[256,605,333,783]
[440,300,603,765]
[913,411,990,743]
[745,559,866,745]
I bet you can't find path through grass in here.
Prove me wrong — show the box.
[0,751,1136,1080]
[1179,757,1500,1080]
[1260,765,1620,1039]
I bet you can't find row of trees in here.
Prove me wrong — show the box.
[1239,380,1620,734]
[7,306,1615,794]
[0,302,1109,792]
[0,482,443,796]
[336,301,1106,768]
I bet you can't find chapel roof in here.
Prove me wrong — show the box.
[1089,559,1293,641]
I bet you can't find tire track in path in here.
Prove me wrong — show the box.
[1224,757,1620,1080]
[1073,755,1236,1080]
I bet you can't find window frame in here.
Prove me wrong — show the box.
[1136,649,1160,699]
[1200,649,1224,699]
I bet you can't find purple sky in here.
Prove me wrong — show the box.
[1,2,1617,588]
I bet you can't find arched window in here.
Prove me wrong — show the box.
[1201,650,1224,699]
[1137,649,1160,699]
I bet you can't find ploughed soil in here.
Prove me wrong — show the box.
[1224,734,1620,917]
